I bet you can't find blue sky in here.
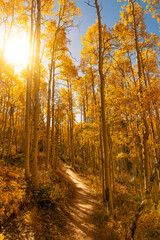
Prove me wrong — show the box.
[69,0,159,62]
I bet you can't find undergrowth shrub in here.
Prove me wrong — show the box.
[36,182,64,209]
[0,163,26,220]
[31,170,72,209]
[135,209,160,240]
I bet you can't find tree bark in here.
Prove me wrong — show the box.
[95,0,113,214]
[25,0,34,179]
[45,60,53,170]
[51,61,55,169]
[130,0,150,198]
[31,0,41,190]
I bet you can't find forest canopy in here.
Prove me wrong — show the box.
[0,0,160,239]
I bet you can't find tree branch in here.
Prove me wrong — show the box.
[85,0,95,8]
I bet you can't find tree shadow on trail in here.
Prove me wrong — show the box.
[62,163,121,240]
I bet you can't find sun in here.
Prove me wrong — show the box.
[5,33,29,67]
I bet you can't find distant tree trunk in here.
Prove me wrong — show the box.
[81,105,84,163]
[99,118,105,201]
[95,0,113,214]
[67,79,74,166]
[2,94,9,157]
[25,0,34,179]
[7,67,14,158]
[91,65,96,104]
[13,110,18,154]
[91,65,96,170]
[107,124,114,191]
[45,61,53,170]
[31,0,41,189]
[51,61,55,169]
[142,119,150,192]
[8,104,13,157]
[136,133,144,199]
[85,78,88,121]
[70,83,74,167]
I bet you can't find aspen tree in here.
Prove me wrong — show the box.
[31,0,41,189]
[45,0,81,169]
[25,0,34,179]
[95,0,113,214]
[129,0,151,198]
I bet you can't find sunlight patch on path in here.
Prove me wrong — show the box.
[62,163,96,240]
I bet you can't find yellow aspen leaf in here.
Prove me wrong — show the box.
[0,235,4,240]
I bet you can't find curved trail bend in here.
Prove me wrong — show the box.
[62,163,97,240]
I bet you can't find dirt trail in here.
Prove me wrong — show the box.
[62,163,97,240]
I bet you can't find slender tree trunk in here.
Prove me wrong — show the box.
[95,0,113,214]
[45,62,53,170]
[107,124,114,191]
[81,105,84,163]
[67,79,74,166]
[141,51,160,203]
[25,0,34,179]
[51,61,55,169]
[2,95,9,157]
[7,67,14,158]
[70,83,74,167]
[130,0,151,204]
[31,0,41,189]
[100,118,105,201]
[136,133,144,199]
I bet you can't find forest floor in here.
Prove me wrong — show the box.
[1,157,160,240]
[0,158,121,239]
